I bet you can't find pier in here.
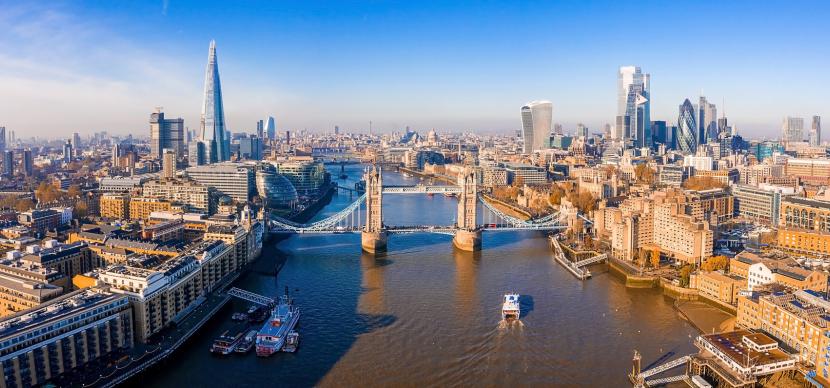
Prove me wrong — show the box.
[549,236,605,280]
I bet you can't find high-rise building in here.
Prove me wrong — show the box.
[162,149,176,179]
[22,149,33,176]
[677,99,697,154]
[334,125,340,135]
[782,116,804,143]
[3,150,13,176]
[810,115,821,146]
[256,119,264,140]
[519,100,553,153]
[0,127,6,153]
[698,96,718,144]
[200,40,229,163]
[72,132,81,153]
[149,110,185,158]
[188,141,206,167]
[576,123,588,138]
[62,139,72,164]
[264,116,276,140]
[616,66,651,147]
[237,135,263,160]
[651,120,668,146]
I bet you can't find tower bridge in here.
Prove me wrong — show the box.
[269,166,568,253]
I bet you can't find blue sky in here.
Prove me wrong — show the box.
[0,0,827,139]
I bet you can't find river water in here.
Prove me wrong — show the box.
[140,164,698,387]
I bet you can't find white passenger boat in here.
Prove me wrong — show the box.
[502,293,520,320]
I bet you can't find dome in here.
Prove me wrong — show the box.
[256,164,298,208]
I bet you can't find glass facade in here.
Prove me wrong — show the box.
[200,40,229,163]
[677,99,697,154]
[520,101,553,153]
[256,164,298,208]
[274,160,328,195]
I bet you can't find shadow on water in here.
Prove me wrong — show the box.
[519,295,534,319]
[131,238,398,388]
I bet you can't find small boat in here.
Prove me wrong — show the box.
[235,330,258,353]
[502,293,520,320]
[248,306,269,323]
[282,331,299,353]
[231,312,248,321]
[427,193,434,197]
[211,329,245,355]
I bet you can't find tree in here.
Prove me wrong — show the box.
[635,163,655,184]
[73,201,89,219]
[650,249,661,269]
[14,199,34,212]
[35,182,63,204]
[701,255,729,272]
[67,185,82,198]
[679,265,692,287]
[683,176,726,190]
[584,235,594,250]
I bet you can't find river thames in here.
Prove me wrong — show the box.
[138,164,698,387]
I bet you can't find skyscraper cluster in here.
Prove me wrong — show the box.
[616,66,651,148]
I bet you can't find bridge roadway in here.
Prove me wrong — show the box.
[381,185,462,194]
[269,223,566,234]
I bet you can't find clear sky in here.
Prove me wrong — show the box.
[0,0,827,139]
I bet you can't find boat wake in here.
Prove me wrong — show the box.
[498,319,525,330]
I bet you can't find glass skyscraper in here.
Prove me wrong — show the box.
[697,96,718,144]
[677,99,697,154]
[200,40,229,163]
[616,66,650,148]
[519,101,553,154]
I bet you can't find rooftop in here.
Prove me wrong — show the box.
[700,330,792,369]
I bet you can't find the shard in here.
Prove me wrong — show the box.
[200,40,229,163]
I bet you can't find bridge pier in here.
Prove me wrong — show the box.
[361,231,388,253]
[453,229,482,251]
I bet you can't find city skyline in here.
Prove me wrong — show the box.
[0,1,828,138]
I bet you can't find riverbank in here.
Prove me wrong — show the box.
[675,300,735,334]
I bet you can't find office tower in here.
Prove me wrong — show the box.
[810,116,821,146]
[334,125,340,135]
[286,130,291,144]
[63,139,72,163]
[256,119,264,140]
[264,116,276,140]
[200,40,228,163]
[697,96,718,144]
[72,132,81,152]
[576,123,588,138]
[112,143,122,167]
[162,149,176,179]
[150,110,184,158]
[0,127,5,152]
[553,123,563,135]
[519,100,553,153]
[677,99,697,154]
[188,141,206,167]
[22,149,33,176]
[603,123,612,139]
[616,66,651,147]
[651,120,668,146]
[717,117,728,136]
[9,131,14,144]
[782,116,804,143]
[185,163,255,202]
[238,135,263,160]
[668,125,678,149]
[3,150,13,176]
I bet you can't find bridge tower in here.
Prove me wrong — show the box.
[361,166,387,253]
[453,167,482,251]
